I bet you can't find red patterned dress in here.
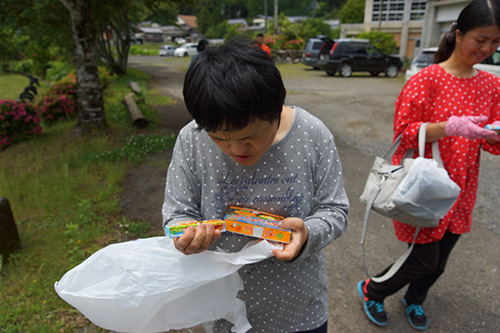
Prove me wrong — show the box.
[392,64,500,244]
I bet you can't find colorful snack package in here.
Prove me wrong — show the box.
[165,220,226,238]
[224,206,292,243]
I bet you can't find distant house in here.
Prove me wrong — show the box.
[161,25,188,43]
[324,19,340,30]
[287,16,308,24]
[227,18,249,31]
[176,14,201,42]
[135,25,163,43]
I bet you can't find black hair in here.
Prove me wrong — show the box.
[183,37,286,132]
[256,33,264,38]
[435,0,500,62]
[197,39,209,52]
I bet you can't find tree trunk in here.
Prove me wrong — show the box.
[0,197,21,265]
[60,0,107,133]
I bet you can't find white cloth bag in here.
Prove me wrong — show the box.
[54,237,280,333]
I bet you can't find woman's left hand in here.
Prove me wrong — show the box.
[485,120,500,144]
[272,217,309,261]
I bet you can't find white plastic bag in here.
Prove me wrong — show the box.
[392,157,461,221]
[54,237,280,333]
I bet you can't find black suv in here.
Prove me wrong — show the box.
[316,39,402,78]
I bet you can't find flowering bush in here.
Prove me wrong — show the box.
[36,73,77,126]
[0,100,42,150]
[46,78,77,103]
[284,38,304,50]
[36,95,76,126]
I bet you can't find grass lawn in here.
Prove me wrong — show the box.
[0,73,51,102]
[0,68,175,332]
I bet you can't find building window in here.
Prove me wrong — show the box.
[372,0,426,22]
[372,0,405,22]
[410,0,426,21]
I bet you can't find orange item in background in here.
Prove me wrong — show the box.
[224,206,291,243]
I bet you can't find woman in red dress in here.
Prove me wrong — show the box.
[357,0,500,330]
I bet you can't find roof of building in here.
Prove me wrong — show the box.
[137,27,163,34]
[228,18,248,25]
[177,15,198,29]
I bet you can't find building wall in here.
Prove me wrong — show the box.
[420,0,471,49]
[343,0,471,59]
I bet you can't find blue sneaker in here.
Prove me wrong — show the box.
[403,299,428,330]
[357,279,387,326]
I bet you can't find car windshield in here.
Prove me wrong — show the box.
[413,52,435,64]
[312,42,323,50]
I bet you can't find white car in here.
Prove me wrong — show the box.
[475,49,500,76]
[174,43,198,57]
[405,47,438,82]
[159,45,175,57]
[405,46,500,81]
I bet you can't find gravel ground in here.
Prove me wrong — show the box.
[122,56,500,333]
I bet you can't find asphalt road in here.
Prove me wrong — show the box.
[128,56,500,333]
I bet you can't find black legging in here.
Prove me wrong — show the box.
[367,231,461,305]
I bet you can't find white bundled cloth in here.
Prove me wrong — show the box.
[54,237,281,333]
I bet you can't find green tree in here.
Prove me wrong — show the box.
[205,21,230,39]
[298,18,333,40]
[339,0,364,23]
[0,1,73,76]
[358,30,397,54]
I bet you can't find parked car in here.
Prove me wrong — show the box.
[174,43,198,57]
[405,47,500,81]
[405,47,438,81]
[476,48,500,76]
[316,39,402,78]
[301,37,333,69]
[159,45,175,57]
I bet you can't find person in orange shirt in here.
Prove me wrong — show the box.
[255,33,272,57]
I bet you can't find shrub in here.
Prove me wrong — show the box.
[0,100,42,150]
[14,59,36,75]
[283,38,304,50]
[36,95,76,126]
[46,81,77,101]
[45,61,74,82]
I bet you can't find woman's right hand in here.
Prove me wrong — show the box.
[445,115,500,140]
[173,223,221,255]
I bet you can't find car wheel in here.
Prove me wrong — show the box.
[326,70,336,76]
[339,63,353,77]
[183,52,188,57]
[370,72,380,76]
[385,64,400,78]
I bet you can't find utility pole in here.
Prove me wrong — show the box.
[378,0,384,31]
[264,0,268,33]
[274,0,278,34]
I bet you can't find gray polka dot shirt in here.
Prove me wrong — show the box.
[162,106,349,332]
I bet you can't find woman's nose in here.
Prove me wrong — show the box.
[230,141,249,155]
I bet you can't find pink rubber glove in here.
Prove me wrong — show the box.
[445,115,500,140]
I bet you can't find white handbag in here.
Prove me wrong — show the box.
[359,123,461,282]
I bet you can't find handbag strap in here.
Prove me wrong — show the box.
[360,182,421,283]
[384,123,443,167]
[418,123,444,168]
[360,123,441,283]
